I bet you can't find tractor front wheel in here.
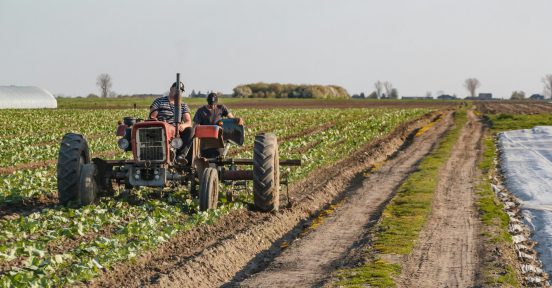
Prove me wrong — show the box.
[199,167,219,211]
[253,133,280,212]
[79,163,99,205]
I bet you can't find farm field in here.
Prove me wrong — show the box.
[2,99,552,287]
[0,103,432,287]
[56,97,459,110]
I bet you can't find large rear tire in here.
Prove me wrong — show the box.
[79,163,99,205]
[57,133,90,205]
[253,133,280,212]
[199,167,219,211]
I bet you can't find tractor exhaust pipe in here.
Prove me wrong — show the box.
[174,73,181,138]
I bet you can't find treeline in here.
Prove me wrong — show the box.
[233,83,350,99]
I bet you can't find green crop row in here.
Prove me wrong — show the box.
[0,109,328,168]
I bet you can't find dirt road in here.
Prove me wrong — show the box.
[236,113,454,287]
[398,110,484,287]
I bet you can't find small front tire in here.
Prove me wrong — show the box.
[199,167,219,211]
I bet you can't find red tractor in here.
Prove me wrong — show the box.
[56,74,300,212]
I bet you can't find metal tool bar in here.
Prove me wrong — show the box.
[221,170,253,180]
[213,159,302,166]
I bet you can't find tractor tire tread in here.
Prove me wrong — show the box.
[57,133,89,205]
[253,133,280,212]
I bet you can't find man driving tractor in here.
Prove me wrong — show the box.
[149,81,193,162]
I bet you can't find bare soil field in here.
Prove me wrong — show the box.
[87,112,447,287]
[476,100,552,114]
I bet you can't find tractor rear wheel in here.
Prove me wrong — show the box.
[199,167,219,211]
[57,133,90,205]
[253,133,280,212]
[79,163,99,205]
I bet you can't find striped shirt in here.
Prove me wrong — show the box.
[150,96,190,124]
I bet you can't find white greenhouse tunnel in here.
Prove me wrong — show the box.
[499,126,552,276]
[0,86,57,109]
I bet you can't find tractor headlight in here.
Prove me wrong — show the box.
[170,138,183,149]
[117,138,130,150]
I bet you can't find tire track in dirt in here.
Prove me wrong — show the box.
[234,113,454,287]
[87,111,448,288]
[398,109,483,287]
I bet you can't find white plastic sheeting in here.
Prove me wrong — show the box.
[0,86,57,109]
[499,126,552,275]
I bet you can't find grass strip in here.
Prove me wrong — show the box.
[474,135,519,286]
[334,109,467,287]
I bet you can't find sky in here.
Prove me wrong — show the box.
[1,0,552,99]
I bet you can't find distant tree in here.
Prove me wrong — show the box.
[510,91,526,100]
[367,91,378,99]
[232,83,349,99]
[87,93,99,98]
[233,86,253,98]
[374,81,383,99]
[383,81,393,98]
[190,89,197,97]
[96,73,112,98]
[426,91,432,98]
[389,88,399,99]
[360,92,366,98]
[109,91,118,98]
[542,74,552,98]
[463,78,480,97]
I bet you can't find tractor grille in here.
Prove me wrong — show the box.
[136,127,166,161]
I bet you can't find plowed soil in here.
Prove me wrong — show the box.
[476,101,552,114]
[88,111,448,288]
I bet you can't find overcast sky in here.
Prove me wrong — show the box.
[1,0,551,98]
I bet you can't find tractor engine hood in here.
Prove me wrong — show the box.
[131,121,176,163]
